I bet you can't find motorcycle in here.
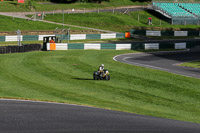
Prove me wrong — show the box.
[93,69,110,80]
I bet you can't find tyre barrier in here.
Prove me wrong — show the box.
[0,44,41,54]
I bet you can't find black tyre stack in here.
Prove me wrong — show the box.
[0,44,41,54]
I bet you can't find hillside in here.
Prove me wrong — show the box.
[0,0,149,12]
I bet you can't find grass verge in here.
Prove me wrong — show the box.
[0,15,85,32]
[0,50,199,123]
[180,61,200,69]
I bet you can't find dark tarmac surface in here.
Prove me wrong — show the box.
[0,99,200,133]
[114,48,200,79]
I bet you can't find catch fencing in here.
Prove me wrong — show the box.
[172,17,200,25]
[0,44,41,54]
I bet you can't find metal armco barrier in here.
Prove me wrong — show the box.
[0,44,41,54]
[131,29,200,37]
[45,40,199,51]
[0,33,125,42]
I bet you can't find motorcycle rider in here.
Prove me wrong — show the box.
[98,64,104,76]
[50,37,55,43]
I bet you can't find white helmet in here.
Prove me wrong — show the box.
[101,64,104,67]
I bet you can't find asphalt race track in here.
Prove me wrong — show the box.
[114,49,200,79]
[0,99,200,133]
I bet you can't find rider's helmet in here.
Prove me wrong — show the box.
[101,64,104,67]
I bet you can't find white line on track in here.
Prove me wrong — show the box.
[122,57,170,72]
[113,50,199,79]
[173,59,200,66]
[0,98,98,109]
[113,49,190,62]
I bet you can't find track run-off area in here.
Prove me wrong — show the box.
[0,50,200,132]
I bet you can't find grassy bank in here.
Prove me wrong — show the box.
[0,1,148,12]
[0,15,87,33]
[0,50,200,123]
[44,11,200,32]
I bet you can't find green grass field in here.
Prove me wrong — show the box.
[0,50,200,123]
[0,0,148,12]
[180,61,200,69]
[44,11,200,32]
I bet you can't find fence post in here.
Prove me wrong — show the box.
[138,14,140,22]
[42,11,44,20]
[17,30,21,46]
[98,8,99,14]
[34,13,36,21]
[113,7,115,14]
[84,8,86,14]
[171,18,173,25]
[68,28,70,43]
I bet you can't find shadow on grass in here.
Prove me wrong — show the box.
[72,78,94,81]
[9,2,18,6]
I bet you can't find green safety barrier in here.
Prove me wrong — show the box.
[188,31,200,36]
[86,34,101,40]
[46,41,200,50]
[186,41,198,48]
[130,29,146,35]
[131,29,200,36]
[131,42,144,50]
[23,35,39,41]
[130,29,136,34]
[0,36,5,42]
[116,33,125,38]
[68,43,84,49]
[0,33,126,42]
[161,31,174,36]
[101,43,116,49]
[159,42,174,49]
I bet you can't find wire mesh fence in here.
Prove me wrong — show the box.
[131,12,172,26]
[152,0,200,3]
[172,17,200,25]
